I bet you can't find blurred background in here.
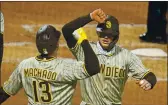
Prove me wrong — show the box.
[0,2,167,105]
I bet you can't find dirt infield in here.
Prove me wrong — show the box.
[0,2,167,105]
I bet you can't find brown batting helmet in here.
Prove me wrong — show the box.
[36,25,61,55]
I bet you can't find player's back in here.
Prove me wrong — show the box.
[3,56,87,105]
[21,57,77,105]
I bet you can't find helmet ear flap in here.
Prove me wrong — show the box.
[107,36,119,51]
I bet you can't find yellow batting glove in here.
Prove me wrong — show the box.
[72,28,87,44]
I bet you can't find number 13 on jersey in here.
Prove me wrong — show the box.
[33,80,52,103]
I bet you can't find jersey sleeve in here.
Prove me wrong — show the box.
[0,12,4,34]
[127,52,149,80]
[70,43,85,61]
[3,65,22,95]
[58,60,90,82]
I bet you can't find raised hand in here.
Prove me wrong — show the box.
[90,8,106,23]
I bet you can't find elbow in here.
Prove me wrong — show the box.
[62,24,71,40]
[62,24,74,38]
[91,66,100,76]
[62,25,68,36]
[86,62,100,76]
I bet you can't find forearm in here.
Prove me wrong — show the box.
[62,14,92,48]
[0,87,10,104]
[0,33,3,64]
[142,72,157,89]
[81,40,100,76]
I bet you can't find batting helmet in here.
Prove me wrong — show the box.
[36,25,61,55]
[96,15,119,50]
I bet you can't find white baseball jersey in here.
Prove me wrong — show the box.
[3,57,90,105]
[70,42,149,105]
[0,12,4,34]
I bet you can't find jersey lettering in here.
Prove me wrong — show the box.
[24,68,57,80]
[100,64,126,78]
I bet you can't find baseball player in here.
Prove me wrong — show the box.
[0,25,100,105]
[62,9,157,105]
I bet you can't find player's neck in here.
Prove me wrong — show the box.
[49,51,58,58]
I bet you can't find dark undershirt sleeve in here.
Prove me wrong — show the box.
[81,40,100,76]
[62,14,92,48]
[0,33,3,67]
[143,72,157,89]
[62,14,100,76]
[0,87,10,104]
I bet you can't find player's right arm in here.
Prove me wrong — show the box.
[0,87,10,104]
[0,12,4,65]
[62,29,100,77]
[62,13,92,48]
[62,28,100,76]
[0,12,9,104]
[62,9,105,76]
[62,8,106,48]
[58,33,100,81]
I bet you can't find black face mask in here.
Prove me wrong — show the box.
[97,33,112,38]
[97,31,118,39]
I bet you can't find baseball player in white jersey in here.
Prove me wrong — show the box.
[0,25,100,105]
[62,9,157,105]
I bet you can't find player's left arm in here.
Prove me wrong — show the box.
[0,65,23,104]
[137,72,156,90]
[128,53,157,90]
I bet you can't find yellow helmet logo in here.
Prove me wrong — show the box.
[106,21,112,28]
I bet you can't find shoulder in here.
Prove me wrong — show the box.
[57,58,83,69]
[115,45,133,56]
[57,57,77,65]
[116,45,140,60]
[89,41,97,46]
[19,57,35,65]
[115,45,128,51]
[89,41,98,50]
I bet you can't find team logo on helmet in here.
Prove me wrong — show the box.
[106,21,112,29]
[43,48,48,54]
